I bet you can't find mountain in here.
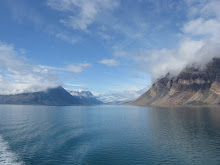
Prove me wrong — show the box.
[129,58,220,106]
[68,90,103,105]
[0,86,82,106]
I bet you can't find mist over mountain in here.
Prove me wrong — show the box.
[129,58,220,106]
[68,90,103,105]
[0,86,103,106]
[0,0,219,105]
[130,1,220,81]
[95,86,147,104]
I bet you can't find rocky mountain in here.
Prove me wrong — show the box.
[0,86,83,106]
[129,58,220,106]
[68,90,103,105]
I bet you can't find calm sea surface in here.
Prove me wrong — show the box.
[0,105,220,165]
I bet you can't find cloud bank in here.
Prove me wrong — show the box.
[0,42,90,95]
[96,86,148,103]
[131,0,220,80]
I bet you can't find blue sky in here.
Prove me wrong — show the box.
[0,0,219,102]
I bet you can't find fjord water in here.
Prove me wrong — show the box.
[0,105,220,165]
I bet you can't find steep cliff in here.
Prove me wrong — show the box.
[130,58,220,106]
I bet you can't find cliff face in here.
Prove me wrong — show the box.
[130,58,220,106]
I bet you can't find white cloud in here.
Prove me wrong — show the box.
[186,0,220,19]
[0,42,91,95]
[56,32,79,45]
[4,1,83,45]
[47,0,119,31]
[182,18,220,37]
[0,81,59,95]
[129,0,220,80]
[65,83,84,87]
[39,63,91,73]
[96,86,148,103]
[99,58,120,66]
[97,31,113,40]
[45,0,165,44]
[133,38,220,80]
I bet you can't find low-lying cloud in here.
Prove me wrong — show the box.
[96,86,148,103]
[0,42,90,95]
[131,0,220,80]
[133,38,220,80]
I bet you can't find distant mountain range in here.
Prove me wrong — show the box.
[0,86,102,106]
[1,58,219,107]
[129,58,220,106]
[68,90,103,105]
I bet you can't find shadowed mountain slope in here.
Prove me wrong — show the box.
[0,86,82,106]
[129,58,220,106]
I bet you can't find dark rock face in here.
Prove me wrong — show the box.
[130,58,220,106]
[0,86,82,106]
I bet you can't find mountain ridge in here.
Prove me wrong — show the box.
[0,86,102,106]
[129,58,220,106]
[68,90,103,105]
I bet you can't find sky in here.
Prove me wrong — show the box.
[0,0,219,102]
